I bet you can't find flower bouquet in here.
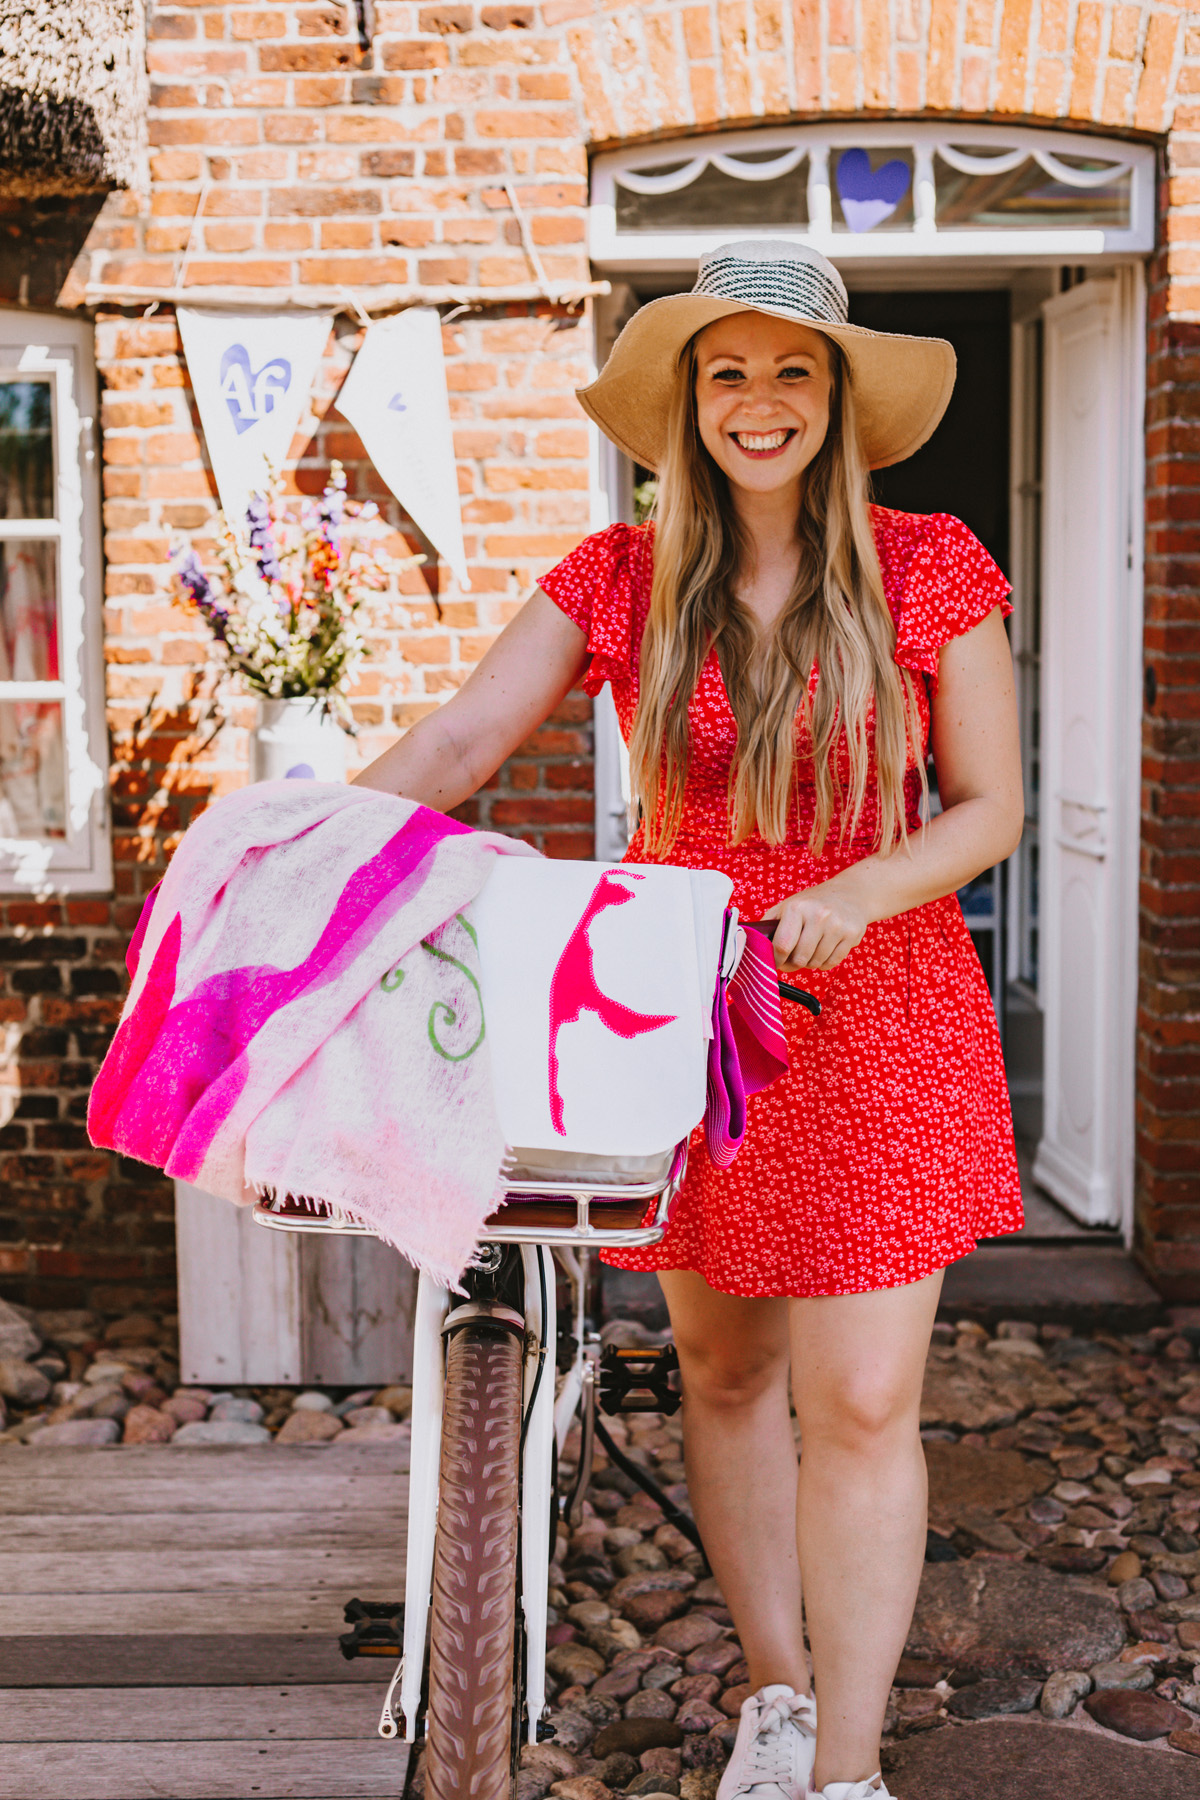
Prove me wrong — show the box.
[173,463,419,732]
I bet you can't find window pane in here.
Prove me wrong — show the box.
[615,153,809,232]
[0,541,58,681]
[0,700,65,839]
[0,380,54,520]
[935,150,1131,230]
[832,147,914,233]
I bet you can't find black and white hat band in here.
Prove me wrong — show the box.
[692,244,849,328]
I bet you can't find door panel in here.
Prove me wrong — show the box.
[1033,274,1142,1229]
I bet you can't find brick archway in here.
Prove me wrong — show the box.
[555,0,1183,145]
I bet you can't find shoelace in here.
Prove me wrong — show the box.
[737,1691,814,1791]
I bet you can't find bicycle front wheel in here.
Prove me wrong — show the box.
[424,1319,524,1800]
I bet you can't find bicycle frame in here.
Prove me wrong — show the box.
[386,1158,686,1749]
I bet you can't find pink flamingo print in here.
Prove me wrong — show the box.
[547,871,676,1135]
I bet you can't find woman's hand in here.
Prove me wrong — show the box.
[762,883,869,972]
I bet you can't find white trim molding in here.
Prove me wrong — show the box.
[591,122,1156,272]
[0,314,110,894]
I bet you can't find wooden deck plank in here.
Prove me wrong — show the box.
[0,1475,407,1517]
[0,1739,408,1798]
[0,1590,403,1637]
[0,1685,388,1741]
[0,1636,393,1688]
[0,1550,405,1597]
[0,1511,406,1553]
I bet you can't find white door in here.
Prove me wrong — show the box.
[1033,272,1144,1229]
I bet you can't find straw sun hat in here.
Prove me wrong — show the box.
[576,239,956,473]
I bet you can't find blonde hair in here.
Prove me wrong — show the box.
[628,333,927,857]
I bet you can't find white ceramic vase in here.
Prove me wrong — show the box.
[249,696,347,785]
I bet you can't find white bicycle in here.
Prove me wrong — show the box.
[256,857,802,1800]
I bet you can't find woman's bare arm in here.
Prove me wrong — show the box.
[353,589,587,809]
[768,606,1024,970]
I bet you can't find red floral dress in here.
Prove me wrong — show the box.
[538,508,1024,1298]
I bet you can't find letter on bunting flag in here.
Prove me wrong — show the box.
[334,307,470,591]
[177,308,334,530]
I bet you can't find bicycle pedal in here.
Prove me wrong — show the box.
[340,1596,404,1660]
[598,1343,682,1417]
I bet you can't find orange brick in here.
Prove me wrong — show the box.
[204,222,258,252]
[964,0,994,46]
[827,47,857,110]
[995,0,1033,112]
[860,0,890,106]
[230,9,286,35]
[1101,62,1134,125]
[961,53,990,111]
[1110,4,1141,61]
[895,47,921,110]
[1032,54,1066,113]
[1068,1,1103,120]
[185,260,291,285]
[1135,11,1180,133]
[719,0,752,116]
[690,62,720,125]
[566,26,618,140]
[476,109,576,138]
[925,0,958,110]
[264,222,314,249]
[792,0,819,108]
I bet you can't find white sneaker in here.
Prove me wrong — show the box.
[716,1683,818,1800]
[809,1777,894,1800]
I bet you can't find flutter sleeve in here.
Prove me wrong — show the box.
[893,513,1013,695]
[537,522,647,698]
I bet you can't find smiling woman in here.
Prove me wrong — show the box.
[354,237,1026,1800]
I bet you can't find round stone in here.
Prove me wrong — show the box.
[1084,1687,1191,1740]
[1115,1577,1156,1613]
[208,1396,263,1424]
[546,1644,606,1688]
[622,1591,691,1632]
[374,1385,412,1417]
[684,1640,743,1677]
[567,1602,613,1630]
[653,1616,722,1656]
[1088,1660,1154,1692]
[162,1392,208,1424]
[945,1677,1043,1720]
[907,1560,1125,1679]
[27,1417,119,1447]
[676,1699,726,1733]
[275,1407,342,1445]
[625,1689,677,1720]
[0,1358,51,1406]
[122,1404,177,1444]
[591,1719,684,1759]
[1106,1551,1142,1586]
[171,1419,272,1445]
[1040,1670,1092,1718]
[719,1684,752,1717]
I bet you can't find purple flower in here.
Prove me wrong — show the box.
[246,492,284,584]
[318,468,346,552]
[173,547,229,642]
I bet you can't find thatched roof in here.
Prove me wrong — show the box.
[0,0,147,197]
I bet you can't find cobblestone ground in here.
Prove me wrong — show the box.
[3,1298,1200,1796]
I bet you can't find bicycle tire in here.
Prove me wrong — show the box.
[425,1320,524,1800]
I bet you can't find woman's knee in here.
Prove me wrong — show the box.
[798,1368,922,1456]
[678,1334,789,1409]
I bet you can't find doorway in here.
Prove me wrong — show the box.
[593,267,1141,1246]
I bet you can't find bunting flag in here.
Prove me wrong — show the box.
[177,307,333,531]
[335,307,470,591]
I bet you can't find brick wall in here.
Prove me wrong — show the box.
[2,0,1199,1310]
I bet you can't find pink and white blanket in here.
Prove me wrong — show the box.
[88,781,534,1288]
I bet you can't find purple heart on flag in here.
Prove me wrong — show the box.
[836,149,911,234]
[219,344,293,436]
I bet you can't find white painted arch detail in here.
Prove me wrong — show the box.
[590,121,1157,270]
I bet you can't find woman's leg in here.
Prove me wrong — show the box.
[789,1270,943,1791]
[657,1268,809,1694]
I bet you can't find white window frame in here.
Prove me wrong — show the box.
[590,122,1156,271]
[0,314,110,893]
